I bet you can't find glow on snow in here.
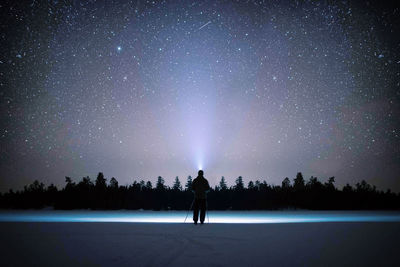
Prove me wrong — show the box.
[1,211,399,224]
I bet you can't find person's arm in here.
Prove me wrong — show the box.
[191,180,196,193]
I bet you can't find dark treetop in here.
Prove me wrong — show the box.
[1,172,399,210]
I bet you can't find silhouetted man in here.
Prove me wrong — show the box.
[192,170,210,224]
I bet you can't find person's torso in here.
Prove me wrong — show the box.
[193,177,209,199]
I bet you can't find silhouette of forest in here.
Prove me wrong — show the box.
[1,172,399,210]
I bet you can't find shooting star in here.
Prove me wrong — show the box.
[198,21,211,30]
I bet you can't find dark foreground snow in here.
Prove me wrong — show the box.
[1,221,399,266]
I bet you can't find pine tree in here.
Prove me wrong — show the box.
[65,176,75,190]
[109,177,118,189]
[146,181,153,189]
[156,176,165,190]
[325,176,336,191]
[95,172,107,189]
[293,172,305,191]
[282,177,291,189]
[185,175,193,191]
[219,176,228,190]
[139,180,146,190]
[235,176,244,190]
[173,176,182,191]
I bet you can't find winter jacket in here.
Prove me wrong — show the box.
[192,176,210,199]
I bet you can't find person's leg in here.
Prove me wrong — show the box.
[193,199,199,224]
[200,199,206,223]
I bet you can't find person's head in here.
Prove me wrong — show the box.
[198,170,204,177]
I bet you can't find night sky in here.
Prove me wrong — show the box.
[1,0,399,192]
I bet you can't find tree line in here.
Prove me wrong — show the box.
[0,172,399,210]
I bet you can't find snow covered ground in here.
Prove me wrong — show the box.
[0,211,399,266]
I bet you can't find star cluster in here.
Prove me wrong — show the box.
[1,0,399,191]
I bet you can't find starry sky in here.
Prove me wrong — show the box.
[1,0,399,192]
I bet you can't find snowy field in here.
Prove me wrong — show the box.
[1,211,399,266]
[1,210,400,223]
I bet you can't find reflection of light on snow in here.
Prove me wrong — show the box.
[1,211,400,224]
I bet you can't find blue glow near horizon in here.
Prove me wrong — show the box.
[1,211,400,224]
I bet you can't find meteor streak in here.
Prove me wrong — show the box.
[198,21,211,30]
